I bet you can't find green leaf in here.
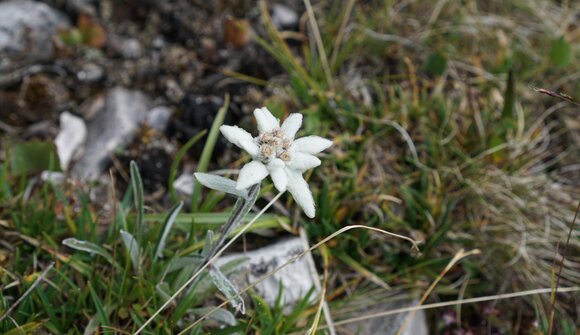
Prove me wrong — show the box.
[501,70,515,119]
[88,281,110,326]
[120,229,140,271]
[154,201,184,260]
[130,161,144,242]
[169,130,207,202]
[209,265,245,314]
[549,37,572,67]
[9,141,60,176]
[423,52,447,76]
[143,212,283,226]
[62,238,117,267]
[191,94,230,210]
[59,28,84,46]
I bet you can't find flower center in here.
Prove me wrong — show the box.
[257,128,292,163]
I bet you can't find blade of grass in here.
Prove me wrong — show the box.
[144,212,284,226]
[130,161,144,242]
[257,0,320,92]
[334,251,390,290]
[190,94,230,211]
[154,201,184,261]
[169,130,207,203]
[88,281,110,326]
[306,244,332,335]
[4,322,44,335]
[303,0,334,90]
[329,0,356,69]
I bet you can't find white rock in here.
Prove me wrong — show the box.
[271,4,298,30]
[72,87,151,180]
[55,112,87,171]
[217,236,320,308]
[173,173,194,197]
[0,1,70,58]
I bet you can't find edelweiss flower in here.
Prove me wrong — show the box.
[220,107,332,218]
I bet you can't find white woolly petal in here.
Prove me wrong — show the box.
[280,113,303,140]
[287,152,321,172]
[254,107,279,133]
[220,125,259,157]
[236,161,269,190]
[267,159,288,192]
[286,169,315,218]
[293,136,333,155]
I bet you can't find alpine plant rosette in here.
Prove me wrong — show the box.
[220,107,332,218]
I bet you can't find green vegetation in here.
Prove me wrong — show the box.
[1,0,578,334]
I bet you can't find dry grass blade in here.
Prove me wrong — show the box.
[547,200,580,335]
[329,0,356,68]
[306,246,330,335]
[0,262,54,323]
[303,0,334,90]
[395,249,481,335]
[530,85,580,106]
[322,286,580,329]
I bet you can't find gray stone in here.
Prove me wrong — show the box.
[72,87,151,179]
[77,63,104,83]
[119,38,142,59]
[146,106,172,132]
[0,1,70,59]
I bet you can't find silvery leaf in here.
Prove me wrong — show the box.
[62,238,116,267]
[120,229,140,271]
[209,265,245,314]
[194,172,248,199]
[202,230,215,257]
[191,307,237,326]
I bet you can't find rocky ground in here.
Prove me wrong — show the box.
[1,0,299,195]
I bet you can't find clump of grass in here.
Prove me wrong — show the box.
[252,0,579,332]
